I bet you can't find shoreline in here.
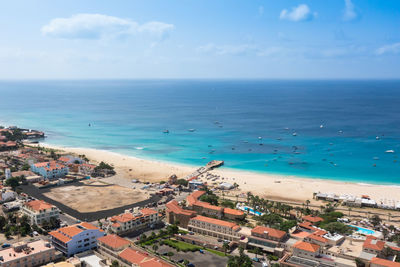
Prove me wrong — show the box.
[34,142,400,203]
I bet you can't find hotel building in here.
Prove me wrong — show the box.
[31,161,68,180]
[188,215,241,241]
[109,208,159,235]
[21,199,59,225]
[49,222,105,256]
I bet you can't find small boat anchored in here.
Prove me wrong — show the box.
[163,129,169,134]
[188,129,196,132]
[385,150,395,153]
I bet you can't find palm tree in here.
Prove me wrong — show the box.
[348,207,352,217]
[388,213,392,222]
[305,199,310,209]
[254,247,262,259]
[152,244,159,254]
[223,242,230,255]
[167,251,174,260]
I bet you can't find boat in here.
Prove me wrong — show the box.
[163,130,169,133]
[338,130,343,134]
[385,150,395,153]
[188,129,196,132]
[376,136,380,140]
[320,124,324,128]
[258,136,262,140]
[292,132,297,136]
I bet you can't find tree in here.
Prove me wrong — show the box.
[348,207,352,217]
[152,244,159,254]
[166,224,179,236]
[253,247,262,259]
[167,251,174,260]
[355,258,365,267]
[370,215,382,228]
[227,248,253,267]
[5,177,20,191]
[176,179,188,187]
[111,260,119,267]
[223,242,230,255]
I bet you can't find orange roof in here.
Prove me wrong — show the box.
[166,200,197,216]
[298,221,317,231]
[141,208,157,216]
[251,226,286,239]
[191,215,240,230]
[80,222,100,230]
[98,234,130,249]
[49,231,72,243]
[223,208,244,216]
[58,157,71,162]
[293,241,320,253]
[119,248,173,267]
[186,190,206,206]
[292,231,311,239]
[303,215,324,224]
[195,201,223,211]
[112,222,121,228]
[25,200,53,211]
[111,213,136,223]
[363,236,385,251]
[59,226,83,237]
[307,233,328,243]
[370,257,400,267]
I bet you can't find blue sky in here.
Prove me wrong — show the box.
[0,0,399,79]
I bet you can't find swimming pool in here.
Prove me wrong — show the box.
[350,225,375,235]
[240,206,264,216]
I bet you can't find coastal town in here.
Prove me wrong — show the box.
[1,125,400,267]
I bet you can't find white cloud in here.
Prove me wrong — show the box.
[41,13,174,40]
[375,43,400,55]
[343,0,358,21]
[279,4,316,22]
[197,43,258,56]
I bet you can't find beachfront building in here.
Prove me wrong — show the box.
[49,222,105,256]
[240,226,287,254]
[186,190,245,220]
[165,200,197,228]
[0,239,58,267]
[303,215,324,225]
[187,215,242,241]
[21,199,60,225]
[109,208,159,235]
[31,161,68,180]
[362,236,385,256]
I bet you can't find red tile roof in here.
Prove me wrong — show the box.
[307,233,328,244]
[298,221,317,232]
[363,236,385,251]
[370,257,400,267]
[141,208,157,216]
[190,215,240,230]
[166,200,197,216]
[98,234,130,250]
[25,199,54,211]
[251,226,286,239]
[49,231,72,243]
[303,215,324,224]
[186,190,206,206]
[223,208,244,216]
[293,241,320,253]
[119,248,173,267]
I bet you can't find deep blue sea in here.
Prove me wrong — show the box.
[0,80,400,184]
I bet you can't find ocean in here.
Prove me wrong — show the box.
[0,80,399,184]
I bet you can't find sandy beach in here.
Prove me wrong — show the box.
[39,143,400,203]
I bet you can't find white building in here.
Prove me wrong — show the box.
[31,161,68,180]
[21,199,60,225]
[109,208,159,235]
[5,168,11,180]
[49,222,105,257]
[0,190,17,203]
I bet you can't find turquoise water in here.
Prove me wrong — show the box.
[350,225,375,235]
[0,80,400,184]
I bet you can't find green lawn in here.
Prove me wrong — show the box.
[163,239,227,257]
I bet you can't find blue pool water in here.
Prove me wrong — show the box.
[241,206,263,216]
[350,225,375,235]
[0,80,400,184]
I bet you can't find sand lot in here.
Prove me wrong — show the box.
[43,181,148,212]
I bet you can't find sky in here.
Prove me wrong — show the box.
[0,0,399,79]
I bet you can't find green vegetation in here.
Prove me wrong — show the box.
[220,199,235,209]
[205,248,226,257]
[227,247,253,267]
[199,187,219,206]
[111,260,119,267]
[163,239,200,252]
[255,213,296,233]
[0,214,32,238]
[176,179,188,187]
[4,177,20,191]
[95,161,114,171]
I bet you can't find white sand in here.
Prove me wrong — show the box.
[39,143,400,203]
